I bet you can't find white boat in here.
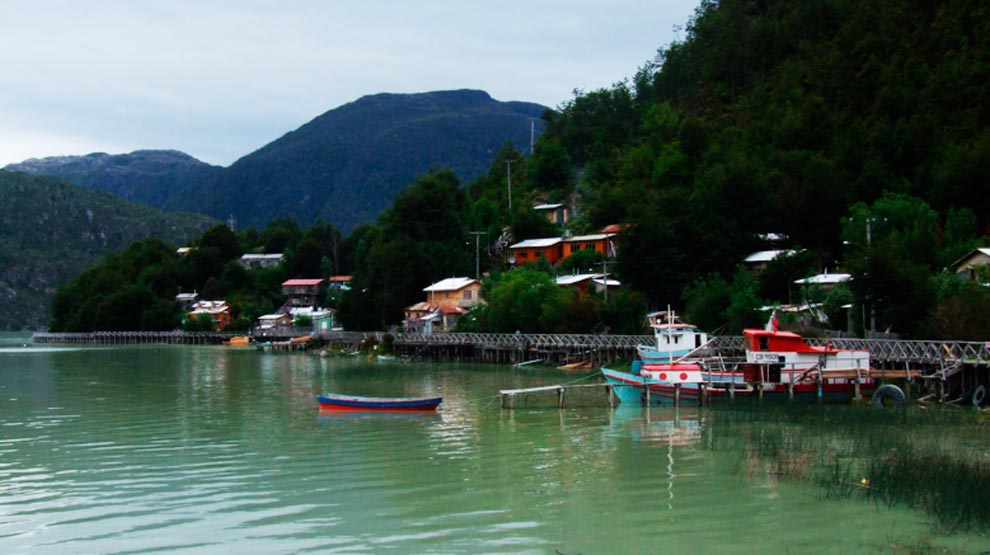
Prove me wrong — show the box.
[637,310,710,364]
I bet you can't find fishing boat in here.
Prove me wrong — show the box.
[637,311,710,364]
[602,360,747,406]
[740,323,875,401]
[603,314,872,405]
[317,392,442,412]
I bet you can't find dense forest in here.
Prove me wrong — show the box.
[50,0,990,339]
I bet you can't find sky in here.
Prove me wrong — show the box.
[0,1,699,168]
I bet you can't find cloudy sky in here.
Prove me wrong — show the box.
[0,1,699,167]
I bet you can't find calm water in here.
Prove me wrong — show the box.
[1,333,988,554]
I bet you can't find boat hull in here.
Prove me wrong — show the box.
[602,367,747,406]
[317,393,442,412]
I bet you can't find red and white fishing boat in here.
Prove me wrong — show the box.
[741,317,875,401]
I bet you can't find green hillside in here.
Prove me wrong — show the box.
[517,0,990,337]
[0,171,217,330]
[7,90,546,233]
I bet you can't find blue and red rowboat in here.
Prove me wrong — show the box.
[317,392,442,412]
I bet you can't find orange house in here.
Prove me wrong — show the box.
[561,233,617,259]
[508,238,564,265]
[187,300,232,330]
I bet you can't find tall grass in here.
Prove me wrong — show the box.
[702,403,990,533]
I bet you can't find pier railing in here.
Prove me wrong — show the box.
[32,330,990,368]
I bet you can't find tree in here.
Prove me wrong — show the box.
[484,268,572,333]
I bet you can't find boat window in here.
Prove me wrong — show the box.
[758,337,769,350]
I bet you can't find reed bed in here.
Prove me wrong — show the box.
[702,403,990,533]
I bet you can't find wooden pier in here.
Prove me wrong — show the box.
[499,383,619,409]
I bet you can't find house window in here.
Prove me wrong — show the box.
[585,243,594,250]
[464,290,472,300]
[517,251,527,259]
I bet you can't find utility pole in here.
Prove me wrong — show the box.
[506,160,514,212]
[469,231,485,281]
[600,259,609,303]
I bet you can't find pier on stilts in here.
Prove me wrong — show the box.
[32,330,990,407]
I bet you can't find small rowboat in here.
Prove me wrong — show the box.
[317,392,442,412]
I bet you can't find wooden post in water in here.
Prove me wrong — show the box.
[606,385,615,408]
[557,387,565,409]
[788,381,794,400]
[674,383,681,407]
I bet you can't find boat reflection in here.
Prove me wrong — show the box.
[317,409,445,423]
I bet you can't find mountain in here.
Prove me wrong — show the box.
[0,170,217,330]
[7,150,221,208]
[8,90,547,232]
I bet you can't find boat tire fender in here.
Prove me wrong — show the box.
[870,384,906,408]
[973,384,986,407]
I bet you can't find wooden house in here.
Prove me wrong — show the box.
[256,313,293,330]
[743,249,800,272]
[240,253,284,269]
[509,238,564,265]
[556,273,620,296]
[533,203,570,226]
[282,278,324,308]
[328,275,352,290]
[562,233,617,259]
[793,271,851,292]
[175,291,199,311]
[187,300,231,330]
[404,277,481,333]
[948,248,990,281]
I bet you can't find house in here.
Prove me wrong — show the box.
[948,248,990,281]
[424,277,482,309]
[240,253,284,270]
[533,203,570,226]
[562,233,617,259]
[743,249,800,272]
[556,273,620,296]
[175,291,199,311]
[282,278,324,308]
[403,302,467,334]
[509,238,564,265]
[289,306,336,332]
[793,272,851,292]
[256,313,293,330]
[404,277,482,333]
[187,300,231,330]
[328,275,352,290]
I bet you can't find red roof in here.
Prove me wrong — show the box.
[329,275,352,282]
[282,278,324,286]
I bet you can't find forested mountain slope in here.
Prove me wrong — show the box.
[0,171,216,330]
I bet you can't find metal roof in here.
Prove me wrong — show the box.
[744,249,798,263]
[563,233,614,242]
[282,278,324,286]
[509,237,562,249]
[555,274,598,286]
[424,277,478,292]
[793,273,851,285]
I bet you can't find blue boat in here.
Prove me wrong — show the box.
[602,362,747,406]
[317,392,442,411]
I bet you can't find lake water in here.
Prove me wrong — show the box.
[1,333,988,554]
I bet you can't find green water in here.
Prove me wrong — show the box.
[1,333,988,554]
